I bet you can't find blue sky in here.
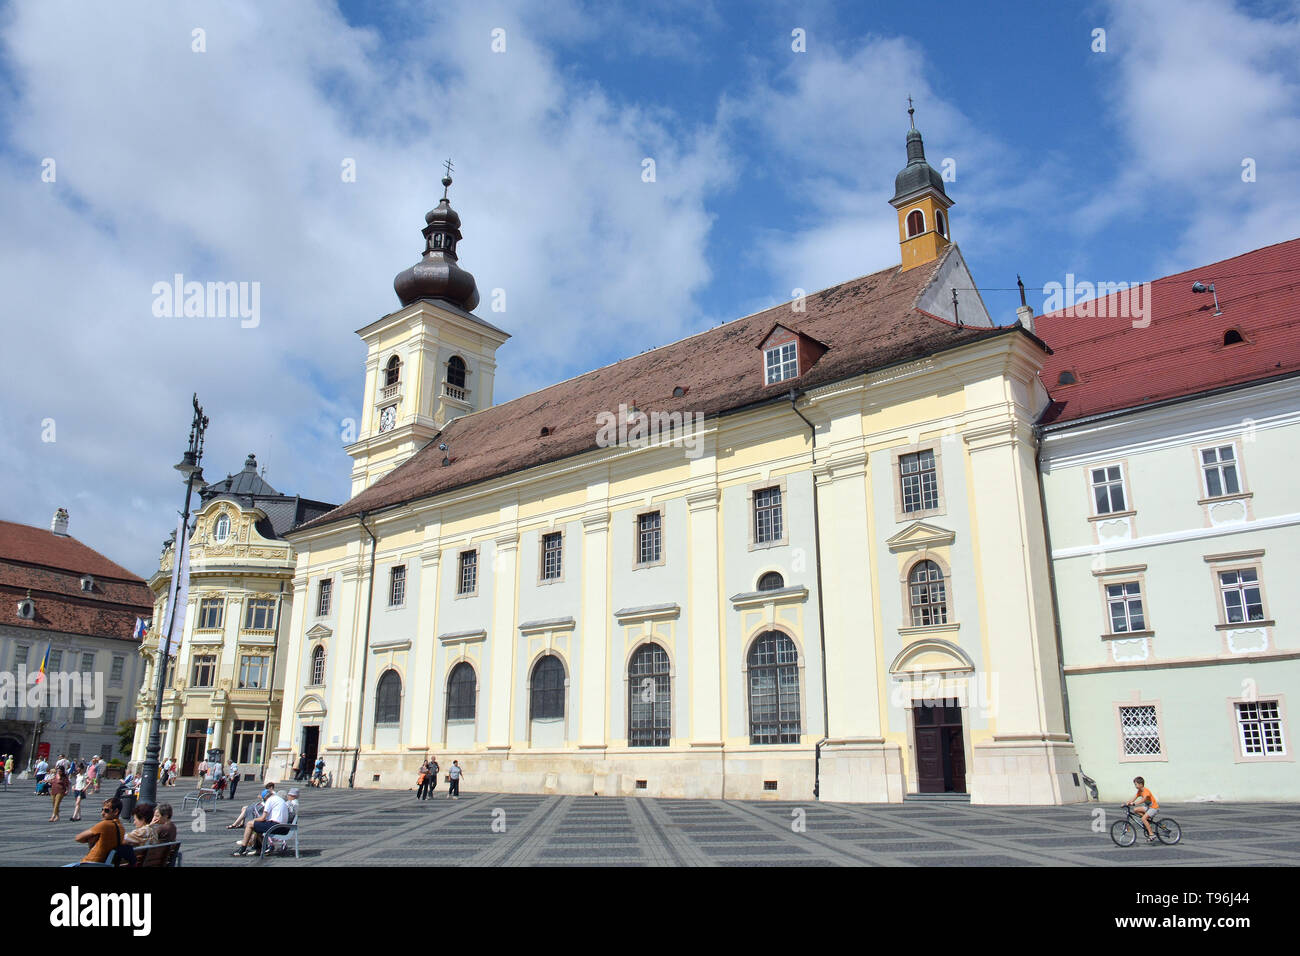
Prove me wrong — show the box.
[2,0,1298,575]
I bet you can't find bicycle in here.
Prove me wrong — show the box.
[1110,804,1181,846]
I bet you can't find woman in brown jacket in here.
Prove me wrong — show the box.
[48,765,70,821]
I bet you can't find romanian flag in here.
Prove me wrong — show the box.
[33,642,51,685]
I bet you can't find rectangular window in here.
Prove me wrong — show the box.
[71,706,85,726]
[238,655,270,690]
[900,450,940,514]
[104,700,119,726]
[102,745,112,761]
[1219,568,1264,623]
[243,597,276,631]
[458,550,478,596]
[231,719,266,764]
[191,654,216,688]
[753,487,783,544]
[15,645,29,667]
[1106,582,1146,633]
[764,342,798,385]
[1119,704,1162,756]
[1236,701,1286,756]
[1201,445,1241,498]
[81,652,95,673]
[637,511,662,565]
[317,579,332,616]
[69,742,81,759]
[197,596,224,630]
[110,656,124,683]
[389,565,406,607]
[541,532,563,580]
[1090,465,1127,515]
[49,649,63,671]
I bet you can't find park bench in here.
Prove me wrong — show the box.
[258,816,300,859]
[182,788,216,814]
[133,840,183,867]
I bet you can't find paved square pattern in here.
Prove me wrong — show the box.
[5,780,1298,866]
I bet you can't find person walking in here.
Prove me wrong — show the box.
[48,765,70,821]
[93,755,107,794]
[70,762,90,821]
[197,758,210,790]
[416,759,430,800]
[426,756,440,797]
[4,753,13,788]
[228,760,241,802]
[446,760,462,800]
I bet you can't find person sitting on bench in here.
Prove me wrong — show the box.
[232,785,288,856]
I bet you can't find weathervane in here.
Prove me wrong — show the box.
[907,95,915,129]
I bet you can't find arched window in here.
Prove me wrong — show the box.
[747,632,800,744]
[447,355,467,390]
[375,670,402,725]
[908,559,948,626]
[1223,329,1244,346]
[530,655,565,720]
[757,571,785,591]
[310,646,325,686]
[935,209,948,238]
[384,355,401,387]
[906,209,925,238]
[213,513,230,542]
[446,662,477,721]
[628,643,670,747]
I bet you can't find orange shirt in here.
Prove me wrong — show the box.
[1134,786,1159,808]
[80,819,124,863]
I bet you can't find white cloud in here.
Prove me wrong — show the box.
[0,0,729,574]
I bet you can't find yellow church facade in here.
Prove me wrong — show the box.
[270,126,1087,804]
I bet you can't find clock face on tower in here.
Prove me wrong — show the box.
[379,405,397,433]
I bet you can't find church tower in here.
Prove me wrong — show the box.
[889,103,954,273]
[346,165,510,496]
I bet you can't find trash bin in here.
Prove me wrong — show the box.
[119,791,136,823]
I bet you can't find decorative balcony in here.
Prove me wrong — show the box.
[443,382,467,402]
[380,382,400,401]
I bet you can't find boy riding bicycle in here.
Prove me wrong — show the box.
[1123,776,1160,842]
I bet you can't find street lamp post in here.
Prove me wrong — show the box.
[138,394,208,807]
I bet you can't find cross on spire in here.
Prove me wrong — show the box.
[907,95,915,129]
[441,157,454,199]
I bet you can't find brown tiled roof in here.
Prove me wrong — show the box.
[300,246,1024,531]
[0,520,153,643]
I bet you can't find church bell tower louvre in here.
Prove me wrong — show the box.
[345,161,511,497]
[889,101,954,273]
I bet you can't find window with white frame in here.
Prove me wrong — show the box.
[907,560,948,626]
[753,487,783,544]
[457,550,478,595]
[317,579,332,616]
[1090,465,1127,515]
[310,646,326,686]
[214,513,231,542]
[637,512,662,565]
[1201,445,1241,498]
[1106,581,1146,633]
[110,656,124,683]
[900,450,940,514]
[1119,704,1162,756]
[243,597,276,631]
[541,532,563,580]
[1236,700,1286,756]
[191,654,216,687]
[389,565,406,607]
[1219,568,1264,623]
[238,654,270,690]
[197,597,224,630]
[765,342,798,385]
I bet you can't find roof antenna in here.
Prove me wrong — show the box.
[441,158,454,200]
[1191,280,1222,316]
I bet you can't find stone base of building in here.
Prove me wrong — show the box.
[816,738,906,803]
[967,736,1087,805]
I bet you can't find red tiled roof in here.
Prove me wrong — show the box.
[1037,237,1300,425]
[0,520,153,643]
[301,246,1028,531]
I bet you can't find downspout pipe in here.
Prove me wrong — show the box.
[788,389,832,799]
[1032,424,1074,742]
[349,513,378,789]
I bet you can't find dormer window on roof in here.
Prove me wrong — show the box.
[214,513,231,543]
[80,574,94,592]
[766,342,798,385]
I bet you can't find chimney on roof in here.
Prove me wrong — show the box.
[51,507,69,536]
[1015,275,1036,334]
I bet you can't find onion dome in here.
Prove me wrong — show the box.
[393,167,480,312]
[890,108,948,205]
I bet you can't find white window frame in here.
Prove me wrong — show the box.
[540,531,564,583]
[899,448,941,516]
[1105,580,1146,634]
[764,342,798,385]
[1115,701,1166,762]
[456,549,479,597]
[388,565,406,608]
[238,654,270,690]
[635,510,664,567]
[1089,463,1129,516]
[1199,443,1243,499]
[197,596,224,631]
[1218,566,1266,625]
[214,513,231,543]
[317,579,332,616]
[243,597,276,631]
[1235,699,1287,757]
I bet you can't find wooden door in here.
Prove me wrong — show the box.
[302,726,319,768]
[181,720,207,776]
[914,726,945,792]
[946,726,967,793]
